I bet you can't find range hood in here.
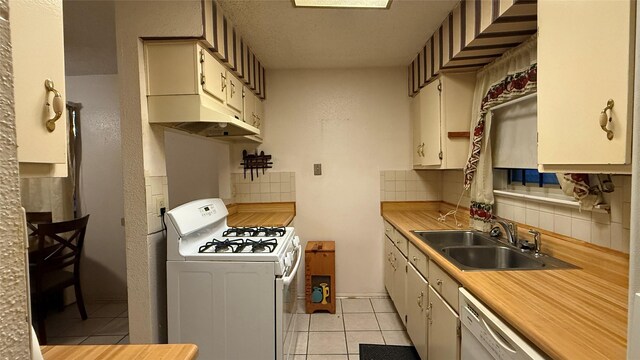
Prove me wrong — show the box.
[148,94,260,137]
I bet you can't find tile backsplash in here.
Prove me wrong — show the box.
[493,175,631,253]
[231,172,296,203]
[380,169,632,254]
[379,170,442,201]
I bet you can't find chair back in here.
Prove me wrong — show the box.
[26,212,53,237]
[32,215,90,275]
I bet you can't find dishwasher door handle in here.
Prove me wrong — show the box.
[481,317,517,354]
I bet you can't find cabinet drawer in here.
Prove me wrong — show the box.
[393,232,409,257]
[429,260,460,310]
[408,242,428,279]
[383,220,395,240]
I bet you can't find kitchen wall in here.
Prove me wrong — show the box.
[235,67,412,296]
[165,130,231,208]
[115,0,213,342]
[0,0,30,356]
[65,75,127,301]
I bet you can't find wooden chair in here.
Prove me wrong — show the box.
[26,211,53,237]
[30,215,90,344]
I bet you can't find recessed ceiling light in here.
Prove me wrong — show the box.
[293,0,392,9]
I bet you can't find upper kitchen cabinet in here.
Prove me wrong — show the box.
[11,0,68,177]
[144,41,259,138]
[242,88,265,143]
[538,0,635,173]
[413,72,475,170]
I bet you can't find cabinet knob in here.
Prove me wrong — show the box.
[599,99,615,140]
[436,279,443,286]
[412,256,418,262]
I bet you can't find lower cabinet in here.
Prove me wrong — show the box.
[383,221,461,360]
[384,236,395,295]
[391,244,407,325]
[406,264,429,359]
[428,285,460,360]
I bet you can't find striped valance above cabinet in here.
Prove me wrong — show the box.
[409,0,537,96]
[210,0,266,99]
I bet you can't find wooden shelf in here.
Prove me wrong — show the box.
[447,131,470,139]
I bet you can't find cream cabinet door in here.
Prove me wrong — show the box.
[419,79,442,166]
[392,245,407,326]
[411,93,423,167]
[428,285,460,360]
[11,0,68,174]
[201,49,227,104]
[538,0,635,166]
[243,87,256,124]
[384,236,395,296]
[406,264,428,360]
[254,97,264,136]
[226,73,243,116]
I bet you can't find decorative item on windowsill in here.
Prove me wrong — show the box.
[241,149,273,181]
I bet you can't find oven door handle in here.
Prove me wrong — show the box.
[283,244,302,286]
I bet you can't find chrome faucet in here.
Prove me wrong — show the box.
[492,217,518,246]
[528,229,542,257]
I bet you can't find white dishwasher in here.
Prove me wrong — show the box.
[459,288,546,360]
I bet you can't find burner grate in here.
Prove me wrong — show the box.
[246,238,278,253]
[198,237,280,253]
[198,238,246,253]
[222,226,286,238]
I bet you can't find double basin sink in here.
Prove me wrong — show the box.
[411,230,576,271]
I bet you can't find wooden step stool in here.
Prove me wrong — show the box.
[305,241,336,314]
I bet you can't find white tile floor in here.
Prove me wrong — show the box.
[43,301,129,345]
[293,297,412,360]
[44,296,411,360]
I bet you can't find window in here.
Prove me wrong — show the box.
[507,168,559,187]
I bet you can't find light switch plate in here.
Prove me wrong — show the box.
[314,163,322,176]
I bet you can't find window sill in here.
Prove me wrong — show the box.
[493,189,610,214]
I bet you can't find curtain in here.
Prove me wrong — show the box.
[463,35,538,231]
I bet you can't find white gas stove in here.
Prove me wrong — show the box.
[166,199,300,360]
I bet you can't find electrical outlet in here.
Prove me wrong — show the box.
[314,163,322,176]
[155,196,166,216]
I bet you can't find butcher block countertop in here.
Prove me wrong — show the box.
[227,202,295,227]
[381,202,629,360]
[41,344,197,360]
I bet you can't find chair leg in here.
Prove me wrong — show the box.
[74,279,88,320]
[35,297,48,345]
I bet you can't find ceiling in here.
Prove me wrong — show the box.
[218,0,458,69]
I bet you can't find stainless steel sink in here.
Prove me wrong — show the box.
[442,246,547,270]
[411,230,577,271]
[412,230,497,247]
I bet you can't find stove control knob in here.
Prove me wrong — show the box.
[292,236,300,247]
[284,253,293,268]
